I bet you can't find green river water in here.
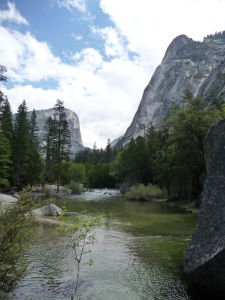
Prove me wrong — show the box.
[12,191,198,300]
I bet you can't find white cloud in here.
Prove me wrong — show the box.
[71,33,83,41]
[1,25,148,148]
[57,0,86,12]
[71,48,103,71]
[3,0,225,148]
[100,0,225,73]
[92,26,128,59]
[0,2,28,25]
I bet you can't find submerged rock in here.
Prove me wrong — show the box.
[31,204,62,217]
[183,119,225,297]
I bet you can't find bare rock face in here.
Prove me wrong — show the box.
[35,108,84,158]
[183,119,225,297]
[0,194,17,207]
[122,33,225,144]
[31,204,62,217]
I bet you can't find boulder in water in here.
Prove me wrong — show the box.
[0,193,17,207]
[31,204,62,217]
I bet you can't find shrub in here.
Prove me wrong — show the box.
[0,190,36,296]
[66,181,83,194]
[42,185,51,196]
[51,162,87,186]
[125,183,163,201]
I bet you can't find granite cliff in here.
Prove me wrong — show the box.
[122,33,225,144]
[183,119,225,297]
[35,108,84,157]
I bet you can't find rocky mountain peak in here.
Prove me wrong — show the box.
[163,34,193,62]
[121,32,225,145]
[34,107,84,157]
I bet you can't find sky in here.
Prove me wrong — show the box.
[1,1,225,148]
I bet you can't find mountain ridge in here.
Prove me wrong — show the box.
[121,32,225,144]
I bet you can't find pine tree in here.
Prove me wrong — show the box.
[42,100,71,192]
[105,138,112,163]
[28,109,43,187]
[42,115,57,184]
[0,65,7,126]
[0,133,11,189]
[30,109,39,145]
[0,66,13,189]
[0,65,7,83]
[0,97,13,144]
[12,101,31,188]
[54,100,71,192]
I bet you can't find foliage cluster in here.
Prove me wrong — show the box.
[57,212,102,299]
[66,180,84,194]
[0,66,43,191]
[0,190,36,296]
[74,139,117,188]
[42,99,71,192]
[0,67,73,193]
[125,183,163,201]
[110,96,223,204]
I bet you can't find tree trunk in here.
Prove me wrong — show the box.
[57,162,61,193]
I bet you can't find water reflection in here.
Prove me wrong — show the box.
[12,193,197,299]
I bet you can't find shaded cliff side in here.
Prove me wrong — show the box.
[183,119,225,297]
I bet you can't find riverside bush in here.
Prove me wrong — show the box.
[0,190,36,296]
[125,183,162,201]
[66,181,83,194]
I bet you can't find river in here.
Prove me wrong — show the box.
[11,190,197,300]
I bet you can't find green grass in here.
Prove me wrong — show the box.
[125,183,163,201]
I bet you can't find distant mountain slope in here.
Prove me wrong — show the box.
[35,108,84,157]
[122,32,225,144]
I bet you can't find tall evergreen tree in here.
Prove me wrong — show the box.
[0,97,13,144]
[28,109,43,187]
[42,100,71,191]
[42,115,57,184]
[105,138,112,163]
[54,100,71,192]
[0,65,7,83]
[0,66,13,188]
[12,101,31,188]
[0,133,11,189]
[0,65,7,126]
[30,109,39,145]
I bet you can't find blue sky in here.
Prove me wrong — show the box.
[8,0,112,60]
[1,0,225,147]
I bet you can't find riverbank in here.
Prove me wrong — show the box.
[166,200,199,214]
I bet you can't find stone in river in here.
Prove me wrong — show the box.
[32,204,62,217]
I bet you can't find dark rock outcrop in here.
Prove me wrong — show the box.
[121,32,225,145]
[183,119,225,297]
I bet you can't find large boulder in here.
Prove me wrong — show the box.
[183,120,225,297]
[0,194,17,207]
[31,204,62,217]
